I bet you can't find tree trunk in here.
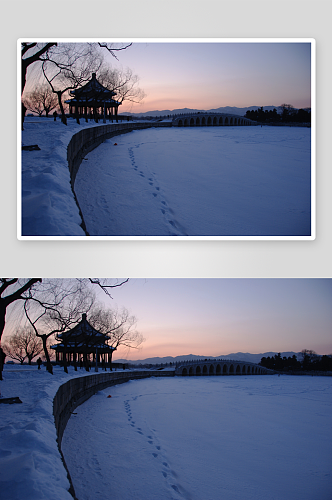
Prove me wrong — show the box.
[22,102,27,131]
[0,302,6,342]
[41,335,53,374]
[56,91,67,125]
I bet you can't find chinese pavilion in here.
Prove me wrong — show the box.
[66,73,121,123]
[51,313,116,370]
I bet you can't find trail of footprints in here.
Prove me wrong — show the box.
[128,146,162,199]
[128,146,182,235]
[124,398,183,497]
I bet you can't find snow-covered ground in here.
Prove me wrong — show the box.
[20,118,312,238]
[20,117,103,237]
[1,366,331,500]
[0,365,95,500]
[75,126,312,237]
[62,376,332,500]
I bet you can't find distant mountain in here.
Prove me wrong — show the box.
[121,105,281,118]
[114,351,301,365]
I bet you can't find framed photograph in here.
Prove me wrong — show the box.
[18,39,315,240]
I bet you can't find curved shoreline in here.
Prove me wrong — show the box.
[67,122,171,235]
[53,370,174,498]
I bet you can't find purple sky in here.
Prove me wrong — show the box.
[105,40,312,113]
[102,278,332,360]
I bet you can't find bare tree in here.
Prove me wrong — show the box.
[24,279,95,374]
[21,42,57,127]
[98,66,146,106]
[41,43,104,124]
[23,84,58,117]
[88,303,144,369]
[0,279,42,343]
[0,278,129,377]
[96,42,132,59]
[86,278,129,298]
[2,328,43,365]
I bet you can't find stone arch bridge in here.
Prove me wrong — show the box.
[175,359,272,376]
[172,113,255,127]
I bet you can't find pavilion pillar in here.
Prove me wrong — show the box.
[75,104,80,124]
[115,106,118,123]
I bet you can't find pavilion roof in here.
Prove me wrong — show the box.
[69,72,117,100]
[51,313,114,350]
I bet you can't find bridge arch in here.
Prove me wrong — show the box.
[176,359,272,376]
[172,113,256,127]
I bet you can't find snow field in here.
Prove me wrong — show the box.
[21,118,311,237]
[74,126,311,236]
[0,365,95,500]
[62,375,331,500]
[21,117,110,236]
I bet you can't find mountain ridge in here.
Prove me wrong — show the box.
[121,105,310,118]
[114,351,301,365]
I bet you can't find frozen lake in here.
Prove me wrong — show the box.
[74,126,311,237]
[62,375,331,500]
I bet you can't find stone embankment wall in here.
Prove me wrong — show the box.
[67,122,172,186]
[53,369,174,499]
[54,369,174,445]
[66,122,172,234]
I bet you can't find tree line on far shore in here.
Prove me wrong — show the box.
[245,104,311,124]
[260,350,332,372]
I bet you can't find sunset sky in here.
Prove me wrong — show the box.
[103,40,312,113]
[101,278,332,360]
